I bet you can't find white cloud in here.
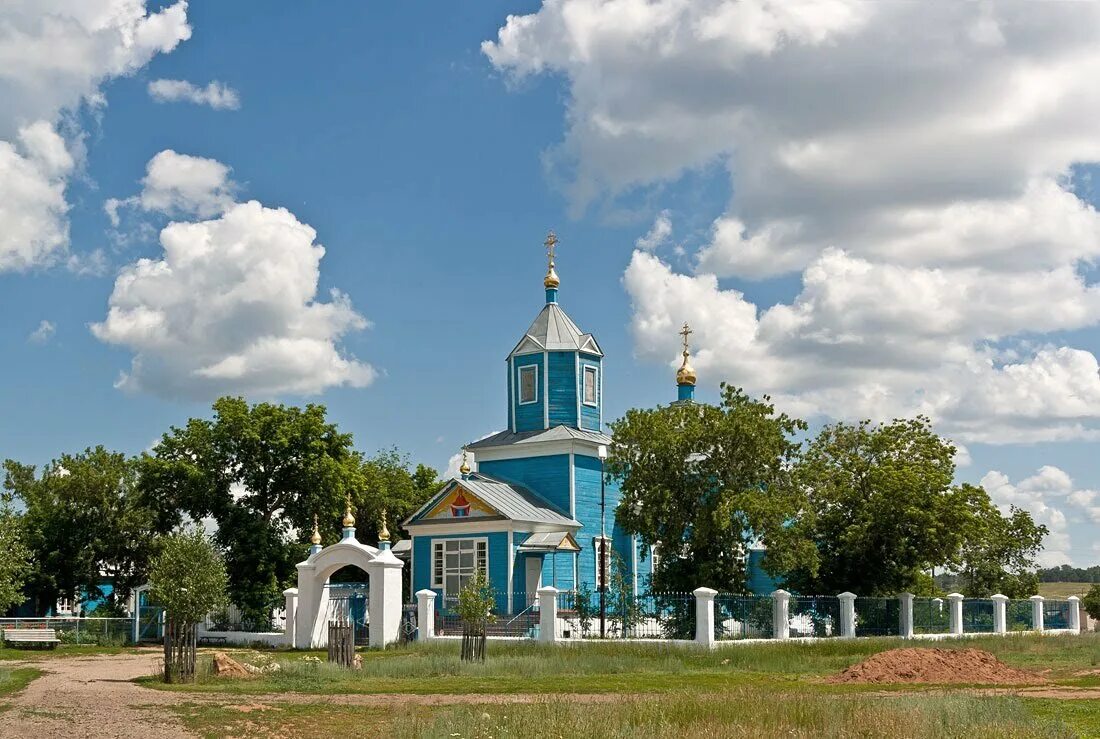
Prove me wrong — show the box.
[489,1,1100,443]
[147,79,240,110]
[0,123,73,270]
[635,210,672,251]
[625,249,1100,443]
[980,465,1100,567]
[0,1,191,271]
[107,150,237,224]
[28,319,55,344]
[92,196,376,399]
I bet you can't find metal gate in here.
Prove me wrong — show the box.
[324,583,369,645]
[136,590,165,643]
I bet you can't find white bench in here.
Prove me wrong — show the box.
[3,628,61,649]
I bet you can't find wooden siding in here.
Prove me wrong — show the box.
[573,453,636,589]
[477,454,571,516]
[513,354,545,432]
[747,548,781,595]
[547,351,579,427]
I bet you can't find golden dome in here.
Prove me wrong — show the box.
[676,322,696,386]
[676,352,697,386]
[459,447,471,476]
[379,508,390,542]
[310,514,321,545]
[342,494,355,528]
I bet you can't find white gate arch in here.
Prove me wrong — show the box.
[292,527,403,649]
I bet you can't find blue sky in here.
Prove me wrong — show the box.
[2,1,1099,566]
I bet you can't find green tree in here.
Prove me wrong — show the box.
[456,570,495,662]
[352,450,441,547]
[5,447,168,613]
[1082,584,1100,624]
[957,492,1046,598]
[0,500,29,613]
[607,384,815,595]
[148,529,228,683]
[786,417,982,596]
[138,397,362,627]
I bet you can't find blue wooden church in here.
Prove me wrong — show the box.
[401,233,773,612]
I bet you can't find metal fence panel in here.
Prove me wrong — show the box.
[912,598,950,634]
[715,594,773,640]
[788,596,841,638]
[0,617,135,646]
[962,599,995,634]
[854,597,899,637]
[1006,600,1032,631]
[1044,600,1071,630]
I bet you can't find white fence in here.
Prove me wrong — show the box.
[413,587,1083,648]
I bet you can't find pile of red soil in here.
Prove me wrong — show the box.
[827,647,1046,685]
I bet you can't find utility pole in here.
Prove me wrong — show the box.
[598,444,608,638]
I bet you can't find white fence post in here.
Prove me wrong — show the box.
[283,587,298,647]
[838,592,856,638]
[416,589,436,641]
[899,593,914,639]
[947,593,964,636]
[1030,594,1045,632]
[538,586,558,643]
[991,594,1008,635]
[772,589,790,641]
[693,587,717,648]
[1067,596,1081,633]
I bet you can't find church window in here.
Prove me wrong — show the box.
[519,364,538,404]
[594,537,611,590]
[583,365,598,405]
[433,538,488,598]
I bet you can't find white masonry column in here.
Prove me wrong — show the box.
[1067,596,1081,633]
[991,594,1008,635]
[772,589,791,641]
[693,587,718,648]
[899,593,915,639]
[415,589,436,641]
[1030,594,1045,632]
[366,548,405,648]
[838,592,856,638]
[947,593,964,636]
[538,586,559,643]
[282,587,298,647]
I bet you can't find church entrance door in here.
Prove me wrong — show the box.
[525,556,542,602]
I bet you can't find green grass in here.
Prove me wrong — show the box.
[137,632,1100,696]
[0,644,141,661]
[0,666,42,709]
[399,691,1077,739]
[162,691,1094,738]
[1039,583,1094,599]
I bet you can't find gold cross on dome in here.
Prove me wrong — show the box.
[544,230,558,265]
[680,322,693,354]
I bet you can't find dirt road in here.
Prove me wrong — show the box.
[1,651,190,738]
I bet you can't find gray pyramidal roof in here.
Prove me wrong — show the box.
[467,425,611,450]
[508,302,603,358]
[403,472,580,528]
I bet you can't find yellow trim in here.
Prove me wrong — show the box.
[557,532,582,552]
[425,485,497,519]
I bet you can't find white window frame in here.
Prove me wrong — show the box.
[518,364,538,405]
[582,365,599,406]
[432,538,489,598]
[594,537,611,590]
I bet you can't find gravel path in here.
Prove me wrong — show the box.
[1,651,192,738]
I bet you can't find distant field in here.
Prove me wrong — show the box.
[1039,582,1093,598]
